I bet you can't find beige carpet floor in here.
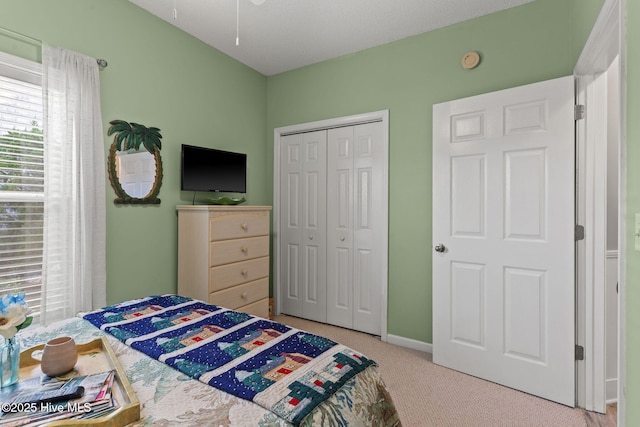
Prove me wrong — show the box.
[275,314,609,427]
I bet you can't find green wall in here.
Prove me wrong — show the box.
[626,0,640,423]
[0,0,268,303]
[267,0,597,344]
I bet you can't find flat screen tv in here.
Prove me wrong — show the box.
[181,144,247,193]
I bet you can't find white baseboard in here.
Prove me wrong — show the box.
[386,334,433,353]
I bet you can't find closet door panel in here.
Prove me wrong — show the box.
[301,131,327,323]
[327,127,354,329]
[279,134,303,317]
[353,122,383,335]
[279,131,327,322]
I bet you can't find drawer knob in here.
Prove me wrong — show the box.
[241,270,248,277]
[241,246,249,254]
[241,292,248,300]
[241,223,248,231]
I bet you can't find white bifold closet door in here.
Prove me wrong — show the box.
[279,130,328,323]
[326,123,384,335]
[279,122,384,335]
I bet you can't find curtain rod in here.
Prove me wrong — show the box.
[0,26,108,68]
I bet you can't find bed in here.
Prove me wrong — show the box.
[16,294,401,426]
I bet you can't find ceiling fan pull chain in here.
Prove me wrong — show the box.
[236,0,240,46]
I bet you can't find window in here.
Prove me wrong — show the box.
[0,52,44,321]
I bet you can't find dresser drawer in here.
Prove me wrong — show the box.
[210,236,269,266]
[209,256,269,292]
[236,298,270,318]
[210,212,269,241]
[209,277,268,310]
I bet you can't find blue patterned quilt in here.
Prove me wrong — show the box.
[82,295,376,425]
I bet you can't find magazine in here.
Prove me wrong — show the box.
[0,375,66,406]
[0,370,118,426]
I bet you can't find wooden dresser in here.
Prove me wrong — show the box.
[177,205,271,318]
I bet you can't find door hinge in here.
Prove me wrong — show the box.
[575,345,585,361]
[575,224,585,241]
[575,104,585,120]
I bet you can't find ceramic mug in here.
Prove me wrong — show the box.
[40,336,78,377]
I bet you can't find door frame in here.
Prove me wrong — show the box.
[272,109,390,341]
[574,0,625,419]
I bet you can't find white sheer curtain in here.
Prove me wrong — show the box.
[41,45,106,324]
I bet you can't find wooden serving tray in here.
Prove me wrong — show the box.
[17,337,140,426]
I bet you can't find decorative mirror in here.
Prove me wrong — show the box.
[107,120,163,204]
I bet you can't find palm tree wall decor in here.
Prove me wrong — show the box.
[107,119,163,204]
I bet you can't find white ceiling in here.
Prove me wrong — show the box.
[129,0,535,76]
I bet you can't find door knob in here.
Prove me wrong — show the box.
[434,243,446,253]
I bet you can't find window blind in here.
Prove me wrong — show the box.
[0,53,44,321]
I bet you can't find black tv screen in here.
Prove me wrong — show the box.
[181,144,247,193]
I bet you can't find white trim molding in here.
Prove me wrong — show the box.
[574,0,625,421]
[387,334,433,353]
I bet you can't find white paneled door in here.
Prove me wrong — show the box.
[279,131,328,323]
[327,123,384,335]
[432,76,576,406]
